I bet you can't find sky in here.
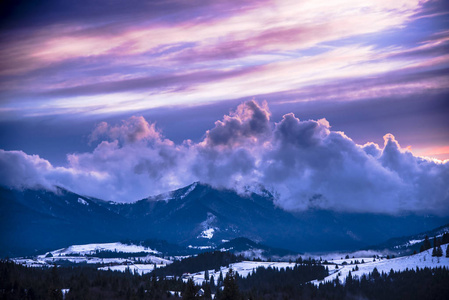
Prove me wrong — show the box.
[0,0,448,215]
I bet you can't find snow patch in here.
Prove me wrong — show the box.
[98,263,167,275]
[198,212,218,239]
[407,239,423,245]
[180,182,197,199]
[188,245,213,250]
[77,198,89,205]
[199,228,215,239]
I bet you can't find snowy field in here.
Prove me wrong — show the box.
[13,257,132,267]
[186,261,298,285]
[181,245,449,286]
[39,242,159,257]
[11,242,449,287]
[12,242,171,268]
[98,263,168,275]
[311,244,449,285]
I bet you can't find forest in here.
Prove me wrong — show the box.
[1,257,449,300]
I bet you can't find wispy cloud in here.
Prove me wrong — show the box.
[2,0,447,118]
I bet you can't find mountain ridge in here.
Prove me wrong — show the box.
[1,183,448,257]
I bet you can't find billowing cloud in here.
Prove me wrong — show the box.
[203,100,271,147]
[1,101,448,215]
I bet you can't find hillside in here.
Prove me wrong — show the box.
[2,183,449,257]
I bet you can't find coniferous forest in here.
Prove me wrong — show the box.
[1,259,449,300]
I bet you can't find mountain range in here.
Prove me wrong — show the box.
[1,182,448,257]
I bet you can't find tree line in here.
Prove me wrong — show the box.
[1,253,449,300]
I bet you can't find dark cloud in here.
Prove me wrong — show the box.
[0,101,447,216]
[204,100,271,147]
[274,113,330,148]
[0,0,266,30]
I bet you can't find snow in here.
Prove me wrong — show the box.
[394,232,448,249]
[311,244,449,286]
[13,242,172,271]
[184,261,297,285]
[77,198,89,205]
[41,242,159,257]
[198,212,217,239]
[98,263,168,275]
[199,228,215,239]
[407,239,423,245]
[180,182,197,199]
[180,245,449,286]
[188,245,213,250]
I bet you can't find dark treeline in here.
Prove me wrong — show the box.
[0,260,184,300]
[1,259,449,300]
[235,266,449,300]
[237,263,328,296]
[153,251,243,277]
[419,233,449,253]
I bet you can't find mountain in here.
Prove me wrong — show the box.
[365,223,449,255]
[1,182,449,257]
[0,186,128,257]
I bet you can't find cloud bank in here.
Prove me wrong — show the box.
[1,101,448,215]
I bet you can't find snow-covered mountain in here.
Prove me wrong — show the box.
[1,183,449,257]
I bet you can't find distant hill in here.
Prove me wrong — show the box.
[218,237,299,259]
[2,183,449,257]
[365,223,449,255]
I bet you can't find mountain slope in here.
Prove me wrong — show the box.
[0,186,128,257]
[366,223,449,254]
[2,183,449,257]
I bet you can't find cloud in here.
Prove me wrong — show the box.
[0,100,448,215]
[0,150,52,190]
[3,0,446,118]
[89,116,170,145]
[203,100,271,147]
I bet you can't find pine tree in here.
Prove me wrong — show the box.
[435,245,443,257]
[218,271,224,286]
[421,235,432,252]
[446,245,449,258]
[183,278,197,300]
[442,232,449,244]
[210,275,215,291]
[202,282,212,300]
[219,268,240,300]
[204,269,209,282]
[346,271,353,287]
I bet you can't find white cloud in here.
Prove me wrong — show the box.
[1,100,448,215]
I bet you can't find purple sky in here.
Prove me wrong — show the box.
[0,0,448,214]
